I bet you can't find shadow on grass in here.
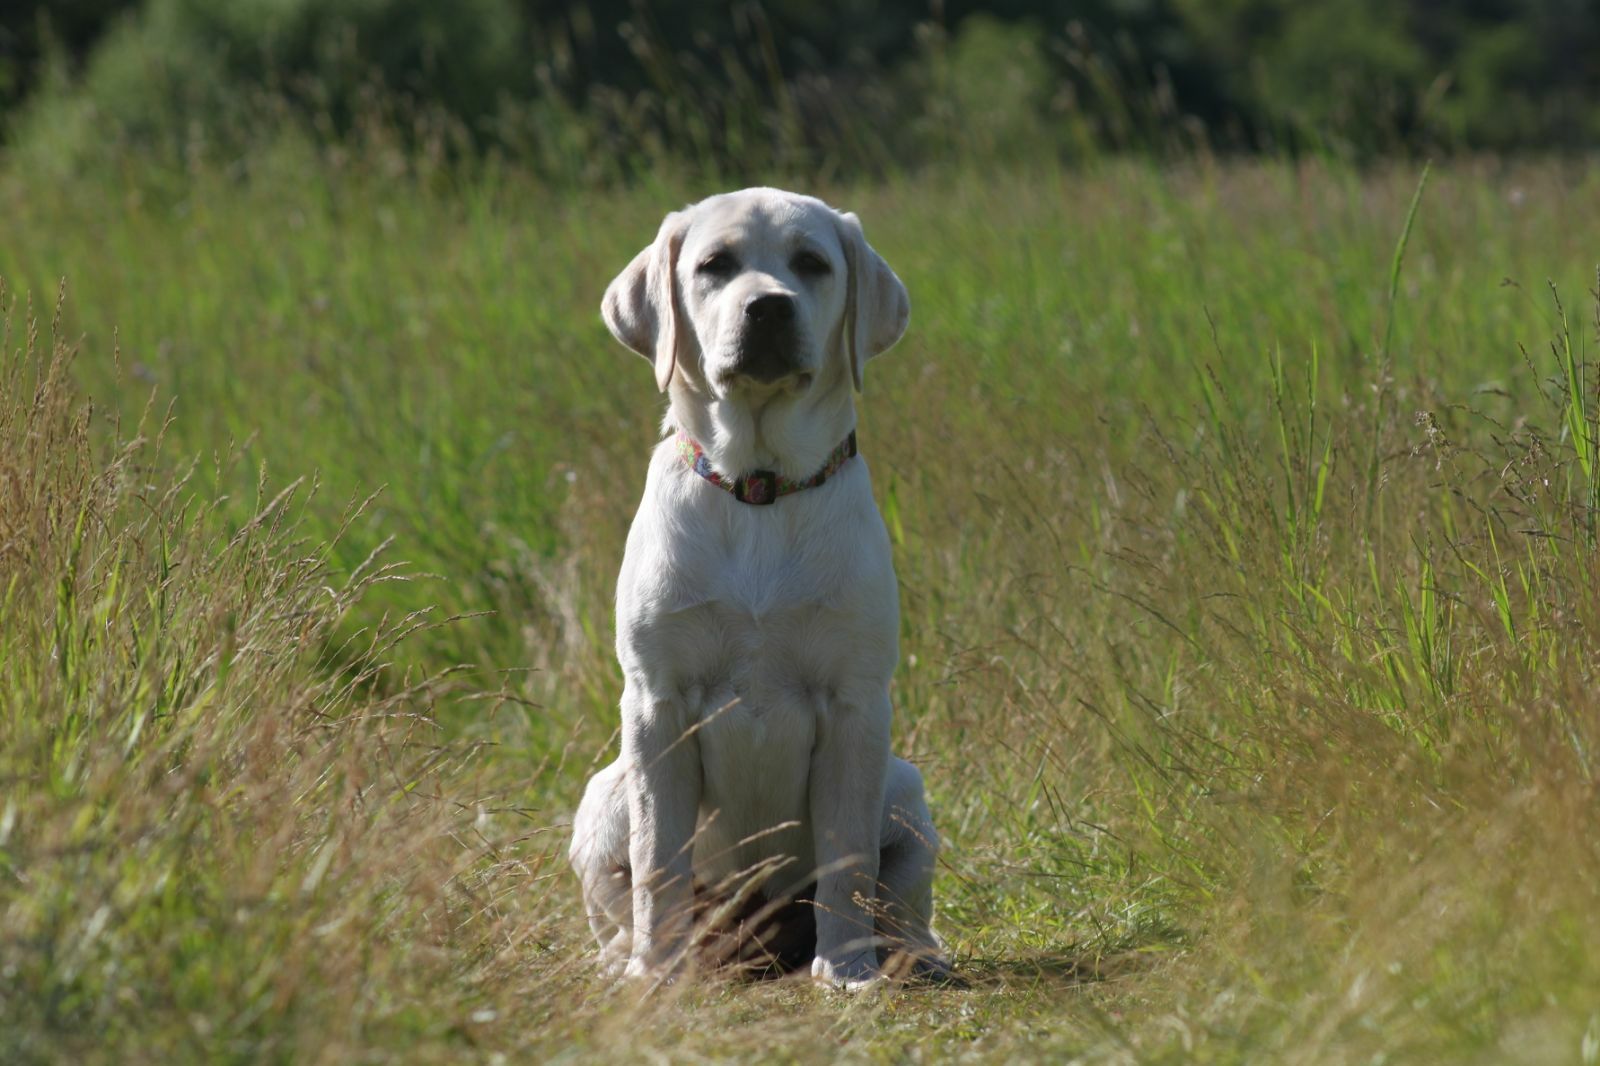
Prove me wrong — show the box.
[955,949,1161,991]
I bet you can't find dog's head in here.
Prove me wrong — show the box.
[602,188,909,398]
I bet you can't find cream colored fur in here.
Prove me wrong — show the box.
[569,188,947,989]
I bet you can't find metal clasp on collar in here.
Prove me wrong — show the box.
[733,469,779,505]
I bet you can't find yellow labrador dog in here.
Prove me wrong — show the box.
[569,188,947,989]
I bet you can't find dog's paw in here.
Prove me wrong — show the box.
[811,951,884,992]
[622,957,676,985]
[596,931,633,979]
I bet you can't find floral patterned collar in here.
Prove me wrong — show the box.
[674,429,858,506]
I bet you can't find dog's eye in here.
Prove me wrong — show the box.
[697,252,737,277]
[792,251,831,277]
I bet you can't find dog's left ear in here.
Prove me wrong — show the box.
[602,210,690,392]
[835,210,910,392]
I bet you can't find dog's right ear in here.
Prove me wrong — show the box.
[602,210,690,392]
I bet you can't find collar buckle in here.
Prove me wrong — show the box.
[733,469,779,505]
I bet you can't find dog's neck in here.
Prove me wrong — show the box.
[666,379,857,481]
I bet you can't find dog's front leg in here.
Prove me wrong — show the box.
[621,683,700,980]
[809,695,891,989]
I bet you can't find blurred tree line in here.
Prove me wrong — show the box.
[1,0,1596,173]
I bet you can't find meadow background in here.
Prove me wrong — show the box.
[2,2,1599,1062]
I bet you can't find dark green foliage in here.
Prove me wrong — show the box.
[0,0,138,109]
[1179,0,1600,150]
[4,0,1599,171]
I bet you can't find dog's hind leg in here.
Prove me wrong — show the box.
[569,758,634,974]
[875,757,951,980]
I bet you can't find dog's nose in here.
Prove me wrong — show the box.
[745,293,796,324]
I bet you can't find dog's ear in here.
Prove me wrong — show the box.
[602,210,690,392]
[835,210,910,392]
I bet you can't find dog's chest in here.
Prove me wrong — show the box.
[650,569,883,712]
[618,459,898,703]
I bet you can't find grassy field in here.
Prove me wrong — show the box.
[3,145,1599,1062]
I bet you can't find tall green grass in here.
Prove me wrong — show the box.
[2,148,1599,1060]
[0,282,574,1062]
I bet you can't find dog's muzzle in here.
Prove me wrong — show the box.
[729,293,801,384]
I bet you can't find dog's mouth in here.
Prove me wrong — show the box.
[712,363,815,397]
